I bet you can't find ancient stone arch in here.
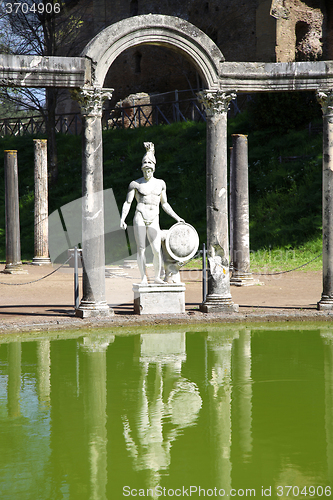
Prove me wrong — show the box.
[82,14,224,90]
[2,15,333,315]
[74,14,233,317]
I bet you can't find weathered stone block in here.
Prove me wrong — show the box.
[133,283,186,314]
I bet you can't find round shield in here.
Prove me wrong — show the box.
[165,222,199,262]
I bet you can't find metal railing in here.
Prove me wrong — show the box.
[0,97,207,137]
[0,92,252,137]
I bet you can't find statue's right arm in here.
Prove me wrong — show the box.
[120,183,135,230]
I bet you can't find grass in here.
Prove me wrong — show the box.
[183,236,322,274]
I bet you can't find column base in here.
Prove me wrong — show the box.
[75,300,113,318]
[200,294,239,313]
[32,256,52,265]
[317,295,333,311]
[3,263,28,274]
[230,273,262,286]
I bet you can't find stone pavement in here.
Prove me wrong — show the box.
[0,262,330,334]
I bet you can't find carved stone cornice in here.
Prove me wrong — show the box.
[71,86,113,117]
[197,90,236,117]
[316,90,333,116]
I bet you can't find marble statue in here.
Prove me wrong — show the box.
[120,142,184,284]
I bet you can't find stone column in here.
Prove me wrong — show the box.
[73,87,113,318]
[229,147,234,270]
[230,134,256,286]
[33,139,51,265]
[197,90,238,313]
[4,151,27,274]
[317,91,333,310]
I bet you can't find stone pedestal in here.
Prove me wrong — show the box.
[133,283,186,314]
[197,90,238,313]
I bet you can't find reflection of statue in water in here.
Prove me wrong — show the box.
[122,333,202,496]
[123,364,202,493]
[120,142,184,284]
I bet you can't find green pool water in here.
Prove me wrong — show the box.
[0,324,333,499]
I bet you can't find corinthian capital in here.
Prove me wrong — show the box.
[316,90,333,115]
[71,86,114,117]
[197,90,237,116]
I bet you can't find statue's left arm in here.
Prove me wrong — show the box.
[160,181,185,223]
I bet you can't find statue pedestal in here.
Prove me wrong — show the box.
[133,283,186,315]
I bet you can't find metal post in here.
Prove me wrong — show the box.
[175,89,180,122]
[133,98,137,128]
[74,245,79,309]
[203,243,207,302]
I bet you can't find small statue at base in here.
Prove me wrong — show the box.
[120,142,184,285]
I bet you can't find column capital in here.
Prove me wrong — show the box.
[71,86,113,117]
[316,90,333,115]
[197,90,237,116]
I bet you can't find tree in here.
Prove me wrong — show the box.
[0,0,92,182]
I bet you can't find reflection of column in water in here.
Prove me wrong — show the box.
[321,332,333,482]
[80,335,113,500]
[123,332,202,496]
[8,342,21,418]
[233,329,252,461]
[207,333,238,492]
[37,340,51,406]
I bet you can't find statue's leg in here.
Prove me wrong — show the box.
[147,220,163,283]
[133,212,148,284]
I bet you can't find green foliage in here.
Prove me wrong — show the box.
[0,116,324,262]
[245,128,322,249]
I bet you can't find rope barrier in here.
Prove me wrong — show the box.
[251,252,322,276]
[0,256,72,285]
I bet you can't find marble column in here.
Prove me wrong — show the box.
[33,139,51,265]
[197,90,238,312]
[229,147,234,270]
[73,87,113,318]
[4,151,27,274]
[230,134,256,286]
[317,91,333,310]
